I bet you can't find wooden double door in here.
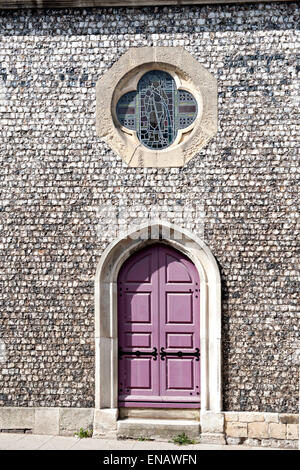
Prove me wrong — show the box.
[118,243,200,407]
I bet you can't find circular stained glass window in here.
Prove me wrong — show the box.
[116,70,197,150]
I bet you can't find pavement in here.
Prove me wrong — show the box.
[0,432,280,450]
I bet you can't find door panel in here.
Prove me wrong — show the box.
[118,244,200,407]
[126,255,152,283]
[166,359,194,389]
[165,254,193,283]
[158,245,200,402]
[125,292,151,323]
[125,358,152,389]
[125,333,151,348]
[118,249,159,402]
[166,333,193,348]
[166,292,193,323]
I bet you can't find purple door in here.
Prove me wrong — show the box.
[118,244,200,407]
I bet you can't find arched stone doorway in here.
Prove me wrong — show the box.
[94,222,221,437]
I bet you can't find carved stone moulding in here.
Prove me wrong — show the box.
[96,47,218,168]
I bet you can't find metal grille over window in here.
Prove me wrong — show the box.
[116,70,197,150]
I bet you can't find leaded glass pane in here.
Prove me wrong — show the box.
[178,90,198,129]
[116,91,137,130]
[138,71,176,150]
[116,70,197,150]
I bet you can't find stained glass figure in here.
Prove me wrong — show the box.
[116,71,197,150]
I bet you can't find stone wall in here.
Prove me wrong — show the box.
[0,2,299,412]
[0,407,94,436]
[225,412,299,449]
[0,408,298,449]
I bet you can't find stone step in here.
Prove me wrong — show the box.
[117,418,201,442]
[119,407,200,421]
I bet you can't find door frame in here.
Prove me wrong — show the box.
[94,221,221,431]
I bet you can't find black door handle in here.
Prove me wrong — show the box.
[160,347,200,361]
[119,347,158,361]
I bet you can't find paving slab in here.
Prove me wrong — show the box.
[0,433,283,450]
[0,433,26,450]
[126,440,273,451]
[37,436,79,450]
[71,437,136,450]
[0,433,53,450]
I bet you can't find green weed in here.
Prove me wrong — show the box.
[75,427,93,439]
[171,433,196,446]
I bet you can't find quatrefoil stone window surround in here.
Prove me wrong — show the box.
[96,47,217,168]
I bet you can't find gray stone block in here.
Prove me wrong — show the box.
[0,408,34,430]
[34,408,59,435]
[59,408,94,436]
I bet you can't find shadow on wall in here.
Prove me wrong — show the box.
[0,3,298,36]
